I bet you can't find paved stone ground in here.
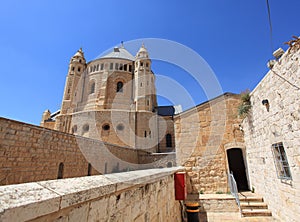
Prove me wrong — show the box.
[199,212,278,222]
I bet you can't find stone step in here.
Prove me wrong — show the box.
[240,202,268,209]
[242,209,272,217]
[239,196,264,203]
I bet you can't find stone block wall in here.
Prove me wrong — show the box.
[174,93,244,194]
[0,168,182,222]
[242,44,300,222]
[0,117,176,185]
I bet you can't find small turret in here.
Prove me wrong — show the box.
[41,109,51,125]
[136,43,149,59]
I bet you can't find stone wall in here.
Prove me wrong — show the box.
[0,117,176,186]
[0,168,182,222]
[242,43,300,222]
[174,93,244,194]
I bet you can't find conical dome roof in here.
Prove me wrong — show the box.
[136,44,149,59]
[73,48,84,58]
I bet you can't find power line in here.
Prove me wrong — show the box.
[266,0,274,53]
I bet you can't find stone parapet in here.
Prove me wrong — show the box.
[0,168,182,222]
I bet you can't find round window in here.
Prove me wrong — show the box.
[102,124,110,131]
[116,124,124,131]
[83,124,89,132]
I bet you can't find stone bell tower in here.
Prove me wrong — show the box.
[60,48,86,114]
[55,48,86,132]
[134,44,157,111]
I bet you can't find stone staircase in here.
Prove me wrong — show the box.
[239,192,272,217]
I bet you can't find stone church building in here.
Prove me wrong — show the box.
[1,38,299,222]
[41,44,175,153]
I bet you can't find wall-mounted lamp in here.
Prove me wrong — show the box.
[262,99,269,111]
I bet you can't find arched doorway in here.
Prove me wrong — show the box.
[227,148,249,191]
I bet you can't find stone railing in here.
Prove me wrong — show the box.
[0,168,182,222]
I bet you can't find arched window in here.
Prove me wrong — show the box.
[116,81,123,93]
[71,125,77,134]
[57,162,64,179]
[166,134,172,147]
[88,163,92,176]
[89,81,95,94]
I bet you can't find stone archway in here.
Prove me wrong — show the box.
[226,148,249,191]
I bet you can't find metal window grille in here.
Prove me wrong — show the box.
[271,142,292,180]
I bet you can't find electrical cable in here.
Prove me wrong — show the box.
[266,0,274,53]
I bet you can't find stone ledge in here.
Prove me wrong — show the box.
[0,167,182,222]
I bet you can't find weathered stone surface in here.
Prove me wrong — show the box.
[0,182,60,222]
[242,45,300,222]
[175,93,244,193]
[0,117,176,186]
[0,168,182,222]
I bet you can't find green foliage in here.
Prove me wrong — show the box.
[238,89,251,118]
[199,190,204,194]
[216,191,224,194]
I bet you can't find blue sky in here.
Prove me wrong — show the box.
[0,0,299,125]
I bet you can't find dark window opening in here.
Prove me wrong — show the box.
[140,62,143,66]
[102,124,110,131]
[105,162,108,174]
[96,64,99,71]
[271,142,292,180]
[72,125,77,134]
[110,63,113,70]
[57,163,64,179]
[101,63,104,70]
[83,124,89,132]
[88,163,92,176]
[115,63,119,70]
[79,59,82,63]
[167,162,172,167]
[146,63,149,67]
[166,134,172,147]
[78,67,81,72]
[129,65,132,72]
[124,64,128,71]
[71,67,75,71]
[117,81,123,93]
[90,82,95,94]
[119,64,123,70]
[144,131,147,137]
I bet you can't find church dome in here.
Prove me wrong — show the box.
[100,47,135,61]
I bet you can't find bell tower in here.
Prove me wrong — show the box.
[61,48,86,114]
[55,48,86,132]
[134,44,157,111]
